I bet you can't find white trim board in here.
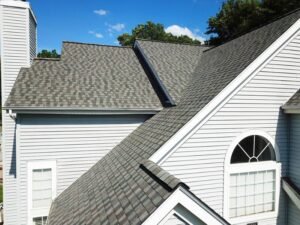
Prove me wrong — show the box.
[282,178,300,210]
[150,19,300,165]
[7,108,162,115]
[282,108,300,114]
[142,186,229,225]
[0,0,29,8]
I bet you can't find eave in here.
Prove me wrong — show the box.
[282,177,300,210]
[4,107,162,115]
[281,106,300,114]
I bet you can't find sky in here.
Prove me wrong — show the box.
[29,0,224,53]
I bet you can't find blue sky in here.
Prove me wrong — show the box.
[30,0,224,53]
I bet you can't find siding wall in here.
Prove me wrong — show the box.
[17,114,148,225]
[29,12,36,62]
[161,31,300,225]
[287,114,300,224]
[0,2,33,225]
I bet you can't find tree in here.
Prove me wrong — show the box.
[206,0,300,45]
[37,49,60,58]
[118,21,201,46]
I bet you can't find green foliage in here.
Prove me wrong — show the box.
[118,21,201,46]
[37,49,60,58]
[0,185,3,203]
[206,0,300,45]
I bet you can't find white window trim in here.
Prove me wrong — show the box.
[27,161,56,225]
[224,131,281,224]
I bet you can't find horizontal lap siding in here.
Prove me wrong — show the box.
[161,31,300,225]
[288,199,300,225]
[18,114,147,224]
[1,5,30,225]
[287,115,300,224]
[29,12,36,62]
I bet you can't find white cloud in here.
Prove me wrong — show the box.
[194,28,200,33]
[109,23,125,32]
[89,31,103,38]
[165,25,205,43]
[94,9,108,16]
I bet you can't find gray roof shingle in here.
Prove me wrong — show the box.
[49,10,300,225]
[136,40,208,103]
[5,42,162,110]
[283,88,300,109]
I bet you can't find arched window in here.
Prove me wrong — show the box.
[231,135,276,164]
[226,134,280,223]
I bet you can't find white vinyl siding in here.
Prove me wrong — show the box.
[161,31,300,224]
[0,3,34,225]
[17,114,148,224]
[287,114,300,224]
[29,12,36,62]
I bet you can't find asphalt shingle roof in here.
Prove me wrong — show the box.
[283,88,300,109]
[5,42,162,110]
[137,40,208,103]
[48,10,300,225]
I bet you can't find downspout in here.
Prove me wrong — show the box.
[8,109,16,121]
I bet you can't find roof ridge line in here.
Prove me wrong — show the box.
[134,41,176,107]
[33,58,60,61]
[139,159,189,192]
[204,8,300,53]
[62,41,132,49]
[135,38,209,47]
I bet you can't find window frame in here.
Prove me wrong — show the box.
[224,131,281,224]
[27,161,56,225]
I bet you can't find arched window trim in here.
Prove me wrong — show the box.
[225,130,280,165]
[224,130,281,224]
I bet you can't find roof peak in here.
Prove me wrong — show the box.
[136,38,208,47]
[62,41,132,49]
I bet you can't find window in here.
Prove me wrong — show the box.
[33,216,47,225]
[229,170,275,217]
[231,135,276,164]
[28,161,56,225]
[225,134,280,223]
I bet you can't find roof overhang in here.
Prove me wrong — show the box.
[282,177,300,210]
[142,185,229,225]
[281,106,300,114]
[4,107,162,115]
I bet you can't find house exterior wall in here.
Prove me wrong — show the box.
[287,114,300,225]
[29,11,36,63]
[0,1,36,224]
[160,31,300,225]
[17,114,148,224]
